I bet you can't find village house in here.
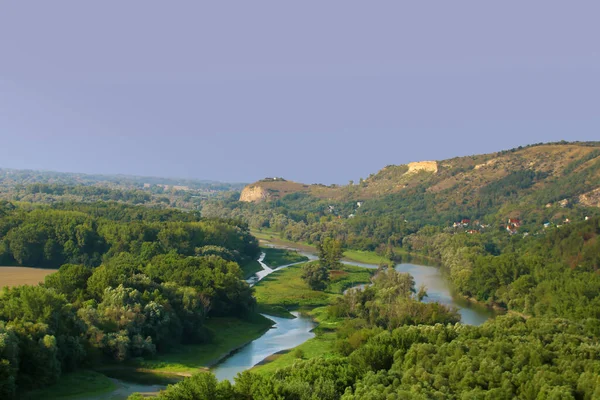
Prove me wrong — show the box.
[506,218,521,234]
[507,218,521,227]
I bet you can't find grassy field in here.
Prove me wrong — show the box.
[24,370,117,400]
[134,313,274,375]
[0,266,57,288]
[262,247,308,267]
[254,262,373,317]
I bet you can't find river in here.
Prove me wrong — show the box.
[211,245,496,382]
[211,312,316,381]
[393,262,497,326]
[85,245,496,397]
[260,245,497,325]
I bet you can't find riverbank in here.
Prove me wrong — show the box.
[251,229,440,268]
[251,306,340,375]
[132,314,274,375]
[257,232,502,319]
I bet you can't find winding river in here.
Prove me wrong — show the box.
[210,245,497,382]
[87,245,497,397]
[261,245,497,325]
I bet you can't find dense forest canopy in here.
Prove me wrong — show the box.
[0,201,259,398]
[141,272,600,399]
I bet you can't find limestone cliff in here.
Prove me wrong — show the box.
[579,187,600,208]
[406,161,438,174]
[239,185,271,203]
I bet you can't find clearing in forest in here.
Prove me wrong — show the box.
[0,266,57,288]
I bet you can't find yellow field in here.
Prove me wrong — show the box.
[0,266,57,288]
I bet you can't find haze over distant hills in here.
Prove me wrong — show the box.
[0,168,246,191]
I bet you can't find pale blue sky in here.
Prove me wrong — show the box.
[1,1,598,183]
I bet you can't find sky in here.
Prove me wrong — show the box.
[1,1,599,184]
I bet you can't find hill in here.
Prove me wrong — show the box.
[238,142,600,222]
[241,142,600,204]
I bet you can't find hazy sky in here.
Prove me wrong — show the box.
[1,1,598,184]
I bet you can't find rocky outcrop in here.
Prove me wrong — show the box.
[239,185,271,203]
[579,187,600,208]
[406,161,438,174]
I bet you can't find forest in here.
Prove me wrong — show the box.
[134,268,600,399]
[0,201,259,398]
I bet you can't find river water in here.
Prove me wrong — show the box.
[394,262,496,326]
[211,312,316,381]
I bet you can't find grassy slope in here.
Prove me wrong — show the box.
[24,370,117,400]
[253,331,337,375]
[262,248,309,267]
